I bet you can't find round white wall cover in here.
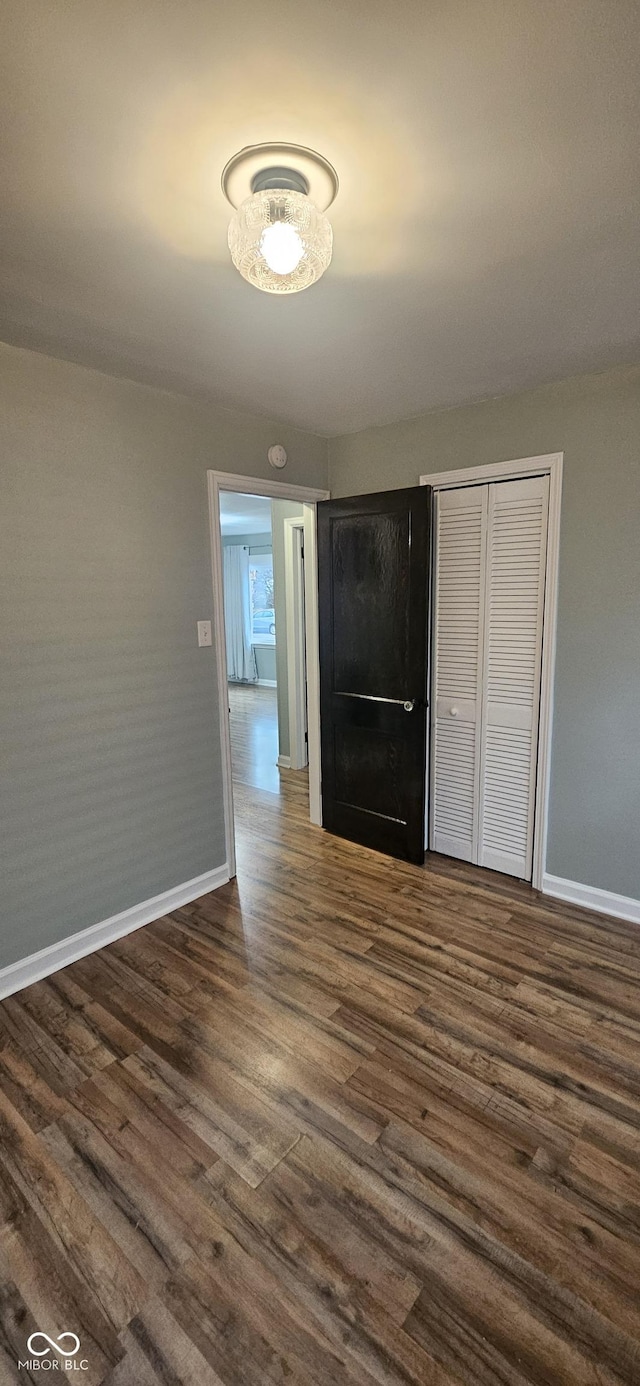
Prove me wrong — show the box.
[268,445,288,469]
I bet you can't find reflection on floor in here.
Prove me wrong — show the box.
[228,681,282,795]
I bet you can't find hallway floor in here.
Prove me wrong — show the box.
[228,681,283,795]
[0,779,639,1382]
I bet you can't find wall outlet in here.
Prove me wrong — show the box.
[197,620,212,647]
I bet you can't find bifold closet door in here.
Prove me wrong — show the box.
[431,484,488,861]
[431,474,549,879]
[478,475,549,878]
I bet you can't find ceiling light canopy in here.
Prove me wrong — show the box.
[222,143,338,295]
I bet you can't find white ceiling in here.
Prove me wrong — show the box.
[1,0,639,434]
[219,491,272,537]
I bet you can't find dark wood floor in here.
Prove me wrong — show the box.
[1,774,639,1383]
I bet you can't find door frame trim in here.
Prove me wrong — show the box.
[420,452,563,890]
[284,516,308,772]
[208,471,329,877]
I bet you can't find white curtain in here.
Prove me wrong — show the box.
[223,545,258,683]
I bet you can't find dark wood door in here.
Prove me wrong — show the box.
[317,486,431,864]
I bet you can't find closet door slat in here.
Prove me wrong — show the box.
[431,485,487,861]
[477,475,549,878]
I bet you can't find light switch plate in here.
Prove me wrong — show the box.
[197,620,212,647]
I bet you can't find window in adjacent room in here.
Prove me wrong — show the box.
[249,551,275,645]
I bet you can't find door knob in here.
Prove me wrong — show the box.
[450,706,460,717]
[403,700,415,712]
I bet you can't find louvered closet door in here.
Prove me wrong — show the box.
[478,475,549,878]
[431,485,487,861]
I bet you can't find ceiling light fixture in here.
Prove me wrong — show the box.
[222,143,338,295]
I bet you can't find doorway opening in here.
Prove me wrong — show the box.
[208,471,329,877]
[219,491,280,794]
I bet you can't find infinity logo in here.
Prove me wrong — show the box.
[26,1332,81,1358]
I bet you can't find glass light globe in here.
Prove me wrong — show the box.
[228,189,332,294]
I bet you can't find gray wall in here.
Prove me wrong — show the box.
[222,532,276,682]
[329,364,640,900]
[271,499,304,761]
[0,342,327,968]
[222,533,270,546]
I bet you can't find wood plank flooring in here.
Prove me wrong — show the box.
[228,682,283,794]
[1,774,639,1382]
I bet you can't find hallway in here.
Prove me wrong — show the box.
[228,682,280,794]
[228,682,308,800]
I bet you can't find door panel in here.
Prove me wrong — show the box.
[318,487,431,863]
[334,721,408,821]
[331,511,411,698]
[431,475,549,881]
[478,475,549,878]
[431,484,487,861]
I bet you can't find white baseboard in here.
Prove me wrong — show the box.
[257,679,277,688]
[542,873,640,925]
[0,863,230,1001]
[277,754,291,769]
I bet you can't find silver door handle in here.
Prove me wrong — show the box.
[450,706,460,717]
[338,692,417,711]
